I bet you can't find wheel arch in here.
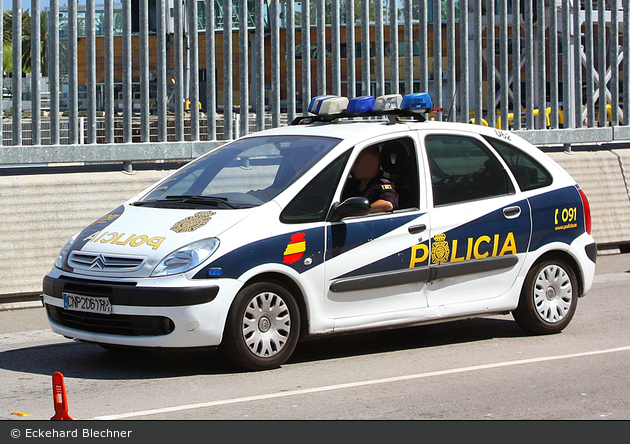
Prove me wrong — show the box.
[527,249,585,297]
[240,272,310,340]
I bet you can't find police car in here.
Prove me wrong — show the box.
[43,93,597,371]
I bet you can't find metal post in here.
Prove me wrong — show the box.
[188,0,199,140]
[49,0,59,145]
[239,0,250,134]
[105,0,114,143]
[389,0,399,95]
[346,0,356,99]
[223,0,233,139]
[31,0,41,145]
[87,0,97,144]
[206,0,217,139]
[12,0,22,146]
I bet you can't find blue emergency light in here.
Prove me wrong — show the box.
[346,96,376,114]
[400,92,433,111]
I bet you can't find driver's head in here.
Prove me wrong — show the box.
[352,146,381,182]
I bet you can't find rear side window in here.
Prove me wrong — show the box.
[425,135,511,206]
[483,136,553,191]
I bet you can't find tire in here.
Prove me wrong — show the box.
[221,281,301,371]
[512,258,578,335]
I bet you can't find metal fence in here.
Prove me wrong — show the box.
[2,0,630,164]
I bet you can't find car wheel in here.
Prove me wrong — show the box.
[512,258,578,335]
[221,281,300,371]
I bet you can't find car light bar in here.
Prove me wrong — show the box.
[373,94,403,111]
[293,92,442,125]
[308,95,349,115]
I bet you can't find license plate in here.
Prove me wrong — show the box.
[63,293,112,315]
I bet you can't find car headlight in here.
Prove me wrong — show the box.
[54,234,79,269]
[152,238,220,277]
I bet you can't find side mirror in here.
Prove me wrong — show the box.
[327,197,371,222]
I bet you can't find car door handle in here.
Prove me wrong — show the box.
[503,206,521,219]
[408,224,427,234]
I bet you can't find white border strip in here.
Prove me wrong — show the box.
[93,345,630,420]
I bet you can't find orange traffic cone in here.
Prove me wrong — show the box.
[50,372,74,420]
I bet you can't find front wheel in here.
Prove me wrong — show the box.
[221,281,301,371]
[512,258,578,335]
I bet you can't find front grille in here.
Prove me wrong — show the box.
[46,305,173,336]
[68,251,146,273]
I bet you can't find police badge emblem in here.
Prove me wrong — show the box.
[431,233,450,265]
[170,211,216,233]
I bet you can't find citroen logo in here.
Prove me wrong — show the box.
[89,254,108,270]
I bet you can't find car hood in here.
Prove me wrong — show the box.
[63,204,257,278]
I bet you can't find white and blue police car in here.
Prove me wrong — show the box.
[43,93,597,371]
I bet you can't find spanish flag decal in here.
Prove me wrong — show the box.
[283,232,306,264]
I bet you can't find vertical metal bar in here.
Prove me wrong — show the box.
[0,0,3,146]
[432,0,441,118]
[286,0,296,121]
[223,0,233,138]
[584,0,595,127]
[189,0,200,139]
[331,0,341,96]
[473,0,482,125]
[624,0,630,126]
[12,0,22,145]
[460,0,469,123]
[512,0,521,130]
[346,0,356,99]
[500,0,508,129]
[609,0,619,126]
[524,0,534,128]
[123,0,133,141]
[49,0,60,145]
[239,0,250,134]
[433,0,444,120]
[255,0,265,127]
[597,0,607,127]
[87,0,97,144]
[270,0,280,127]
[174,0,184,139]
[418,0,427,93]
[404,0,412,95]
[140,0,150,141]
[316,0,326,95]
[301,0,311,115]
[361,0,370,96]
[31,0,41,145]
[104,0,114,143]
[561,0,573,129]
[375,0,384,97]
[573,0,583,128]
[549,0,558,128]
[536,0,546,129]
[68,0,78,144]
[486,0,496,127]
[205,0,216,139]
[446,0,456,120]
[157,0,168,141]
[389,0,399,95]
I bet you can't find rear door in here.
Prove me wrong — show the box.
[421,132,532,306]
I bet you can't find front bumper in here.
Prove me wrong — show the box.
[42,272,241,348]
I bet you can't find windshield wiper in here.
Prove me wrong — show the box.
[163,195,239,209]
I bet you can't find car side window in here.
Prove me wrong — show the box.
[281,150,352,223]
[483,136,553,191]
[340,137,420,211]
[425,135,510,206]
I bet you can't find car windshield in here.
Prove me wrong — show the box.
[134,135,341,209]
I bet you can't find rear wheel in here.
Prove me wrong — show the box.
[221,281,300,371]
[512,258,578,335]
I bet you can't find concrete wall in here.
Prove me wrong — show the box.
[2,149,629,296]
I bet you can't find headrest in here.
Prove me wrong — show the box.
[380,141,410,174]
